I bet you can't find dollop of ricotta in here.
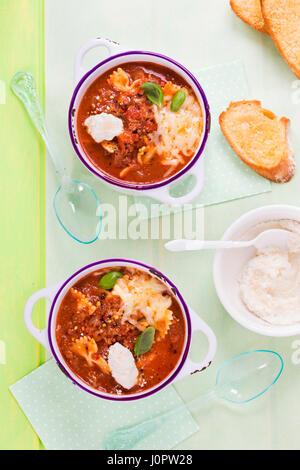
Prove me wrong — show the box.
[84,113,123,143]
[108,342,138,390]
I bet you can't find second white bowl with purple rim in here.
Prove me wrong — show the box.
[24,258,217,402]
[68,38,211,207]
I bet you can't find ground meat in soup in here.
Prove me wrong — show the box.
[55,267,186,395]
[77,62,203,185]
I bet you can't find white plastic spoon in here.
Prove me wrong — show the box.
[165,229,292,252]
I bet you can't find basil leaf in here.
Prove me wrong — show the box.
[99,271,123,290]
[141,82,164,107]
[171,89,186,112]
[134,327,156,358]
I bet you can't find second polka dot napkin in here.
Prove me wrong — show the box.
[134,61,271,219]
[10,359,199,450]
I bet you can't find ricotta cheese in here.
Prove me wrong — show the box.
[84,113,123,143]
[240,220,300,325]
[108,342,138,390]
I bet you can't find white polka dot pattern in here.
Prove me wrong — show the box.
[134,61,271,218]
[10,359,199,450]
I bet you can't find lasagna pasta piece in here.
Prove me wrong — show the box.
[70,288,96,315]
[71,336,111,374]
[137,144,156,165]
[101,141,118,153]
[119,165,135,179]
[108,68,142,94]
[112,273,173,338]
[163,82,181,101]
[154,309,173,339]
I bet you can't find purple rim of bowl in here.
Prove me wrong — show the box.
[48,258,192,402]
[68,50,211,191]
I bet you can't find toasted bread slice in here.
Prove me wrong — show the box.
[230,0,268,33]
[219,101,295,183]
[261,0,300,78]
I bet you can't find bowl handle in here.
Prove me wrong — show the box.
[24,284,60,351]
[144,157,205,207]
[75,38,128,83]
[174,307,217,382]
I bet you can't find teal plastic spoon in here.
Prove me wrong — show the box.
[104,350,283,450]
[11,71,102,244]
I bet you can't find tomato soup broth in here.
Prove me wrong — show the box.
[56,267,186,395]
[77,62,204,185]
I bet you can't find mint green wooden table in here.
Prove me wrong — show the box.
[2,0,300,450]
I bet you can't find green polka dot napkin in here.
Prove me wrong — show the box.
[10,359,199,450]
[134,61,271,219]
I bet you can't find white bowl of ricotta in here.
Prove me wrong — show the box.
[213,205,300,337]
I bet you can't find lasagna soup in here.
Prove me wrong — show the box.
[56,267,186,395]
[77,63,203,184]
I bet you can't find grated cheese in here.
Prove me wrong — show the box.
[152,89,203,168]
[112,273,173,337]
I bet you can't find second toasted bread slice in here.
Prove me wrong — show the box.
[230,0,268,34]
[261,0,300,78]
[219,101,295,183]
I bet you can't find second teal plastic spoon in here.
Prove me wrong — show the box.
[104,350,283,450]
[11,71,102,244]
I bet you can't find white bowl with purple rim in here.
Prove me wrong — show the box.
[24,258,217,402]
[68,38,211,207]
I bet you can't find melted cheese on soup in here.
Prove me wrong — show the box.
[153,89,203,168]
[112,273,173,338]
